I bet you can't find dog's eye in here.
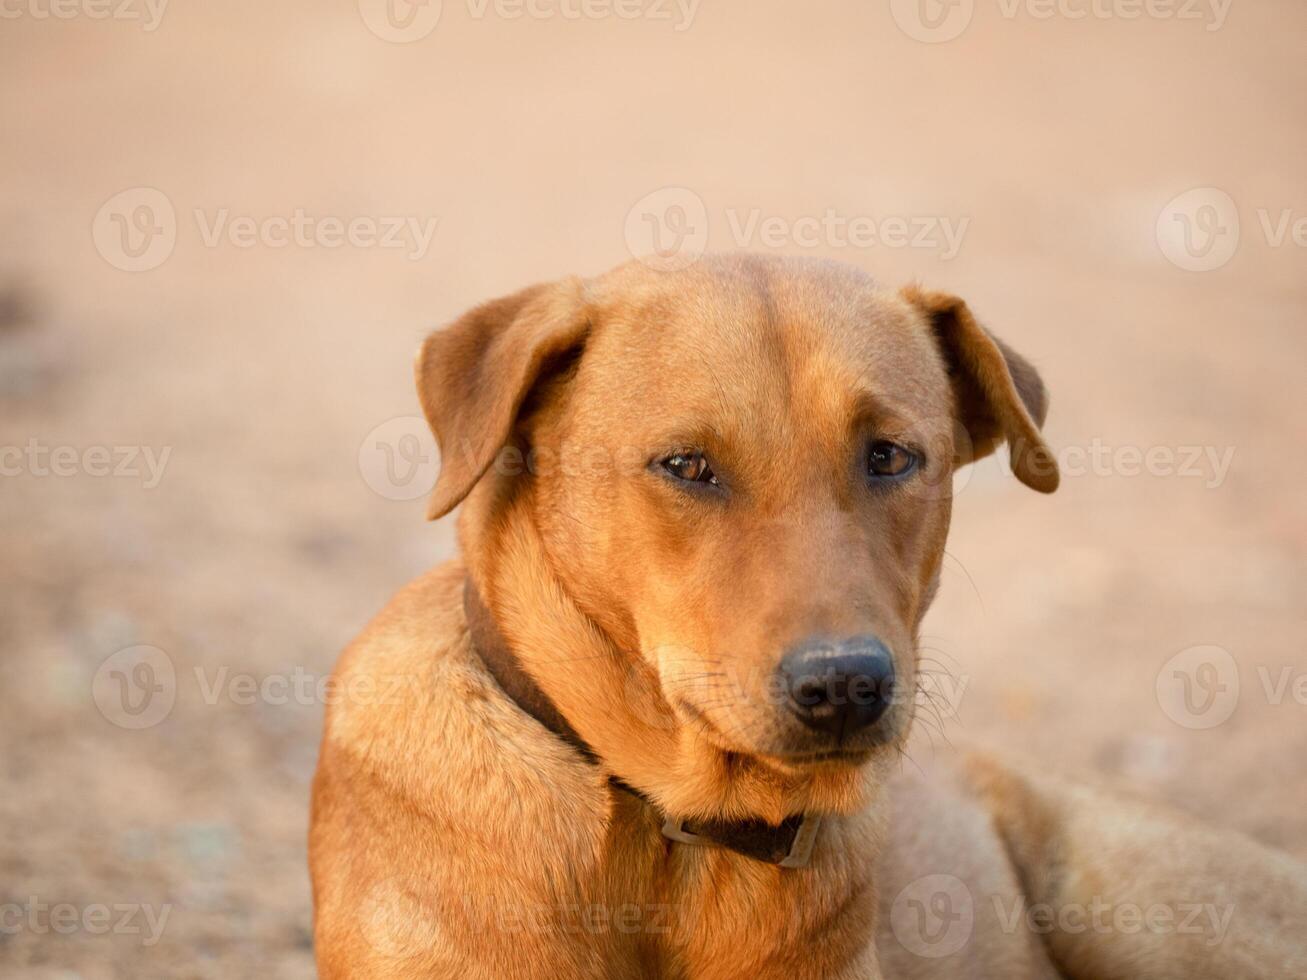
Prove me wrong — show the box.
[867,441,916,479]
[662,452,718,485]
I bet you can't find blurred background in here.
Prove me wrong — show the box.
[2,0,1305,976]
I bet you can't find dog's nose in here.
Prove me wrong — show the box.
[780,637,896,741]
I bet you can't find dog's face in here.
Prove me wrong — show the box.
[418,255,1056,772]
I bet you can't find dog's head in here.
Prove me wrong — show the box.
[417,255,1056,776]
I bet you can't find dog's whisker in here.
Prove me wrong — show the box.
[942,550,986,614]
[912,714,951,748]
[558,510,602,535]
[915,647,964,670]
[894,743,927,780]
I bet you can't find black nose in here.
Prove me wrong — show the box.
[780,637,896,741]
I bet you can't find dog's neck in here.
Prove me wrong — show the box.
[464,576,832,865]
[460,490,885,825]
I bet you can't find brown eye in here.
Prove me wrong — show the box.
[867,441,916,479]
[661,452,718,486]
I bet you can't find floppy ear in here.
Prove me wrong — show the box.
[415,278,589,520]
[901,285,1059,493]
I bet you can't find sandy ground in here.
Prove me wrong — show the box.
[1,0,1305,976]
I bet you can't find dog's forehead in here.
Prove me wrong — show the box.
[584,256,947,422]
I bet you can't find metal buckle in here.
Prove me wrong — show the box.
[660,814,823,869]
[778,814,822,869]
[660,817,708,848]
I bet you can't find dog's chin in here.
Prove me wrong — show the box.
[770,747,878,770]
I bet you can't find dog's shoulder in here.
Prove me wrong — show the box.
[330,558,470,705]
[310,560,620,974]
[314,557,609,823]
[314,560,474,803]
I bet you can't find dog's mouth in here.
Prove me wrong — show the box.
[674,697,889,770]
[776,747,877,766]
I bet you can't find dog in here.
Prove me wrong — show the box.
[310,254,1307,978]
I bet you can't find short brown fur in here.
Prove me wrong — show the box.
[312,255,1306,979]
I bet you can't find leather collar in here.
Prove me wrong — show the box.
[463,578,822,868]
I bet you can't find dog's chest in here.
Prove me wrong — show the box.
[440,789,878,978]
[561,793,881,979]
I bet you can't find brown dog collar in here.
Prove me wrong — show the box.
[463,578,822,869]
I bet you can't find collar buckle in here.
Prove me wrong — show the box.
[661,814,823,869]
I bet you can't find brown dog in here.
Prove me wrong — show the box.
[310,254,1306,978]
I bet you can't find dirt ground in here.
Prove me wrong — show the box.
[1,1,1305,977]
